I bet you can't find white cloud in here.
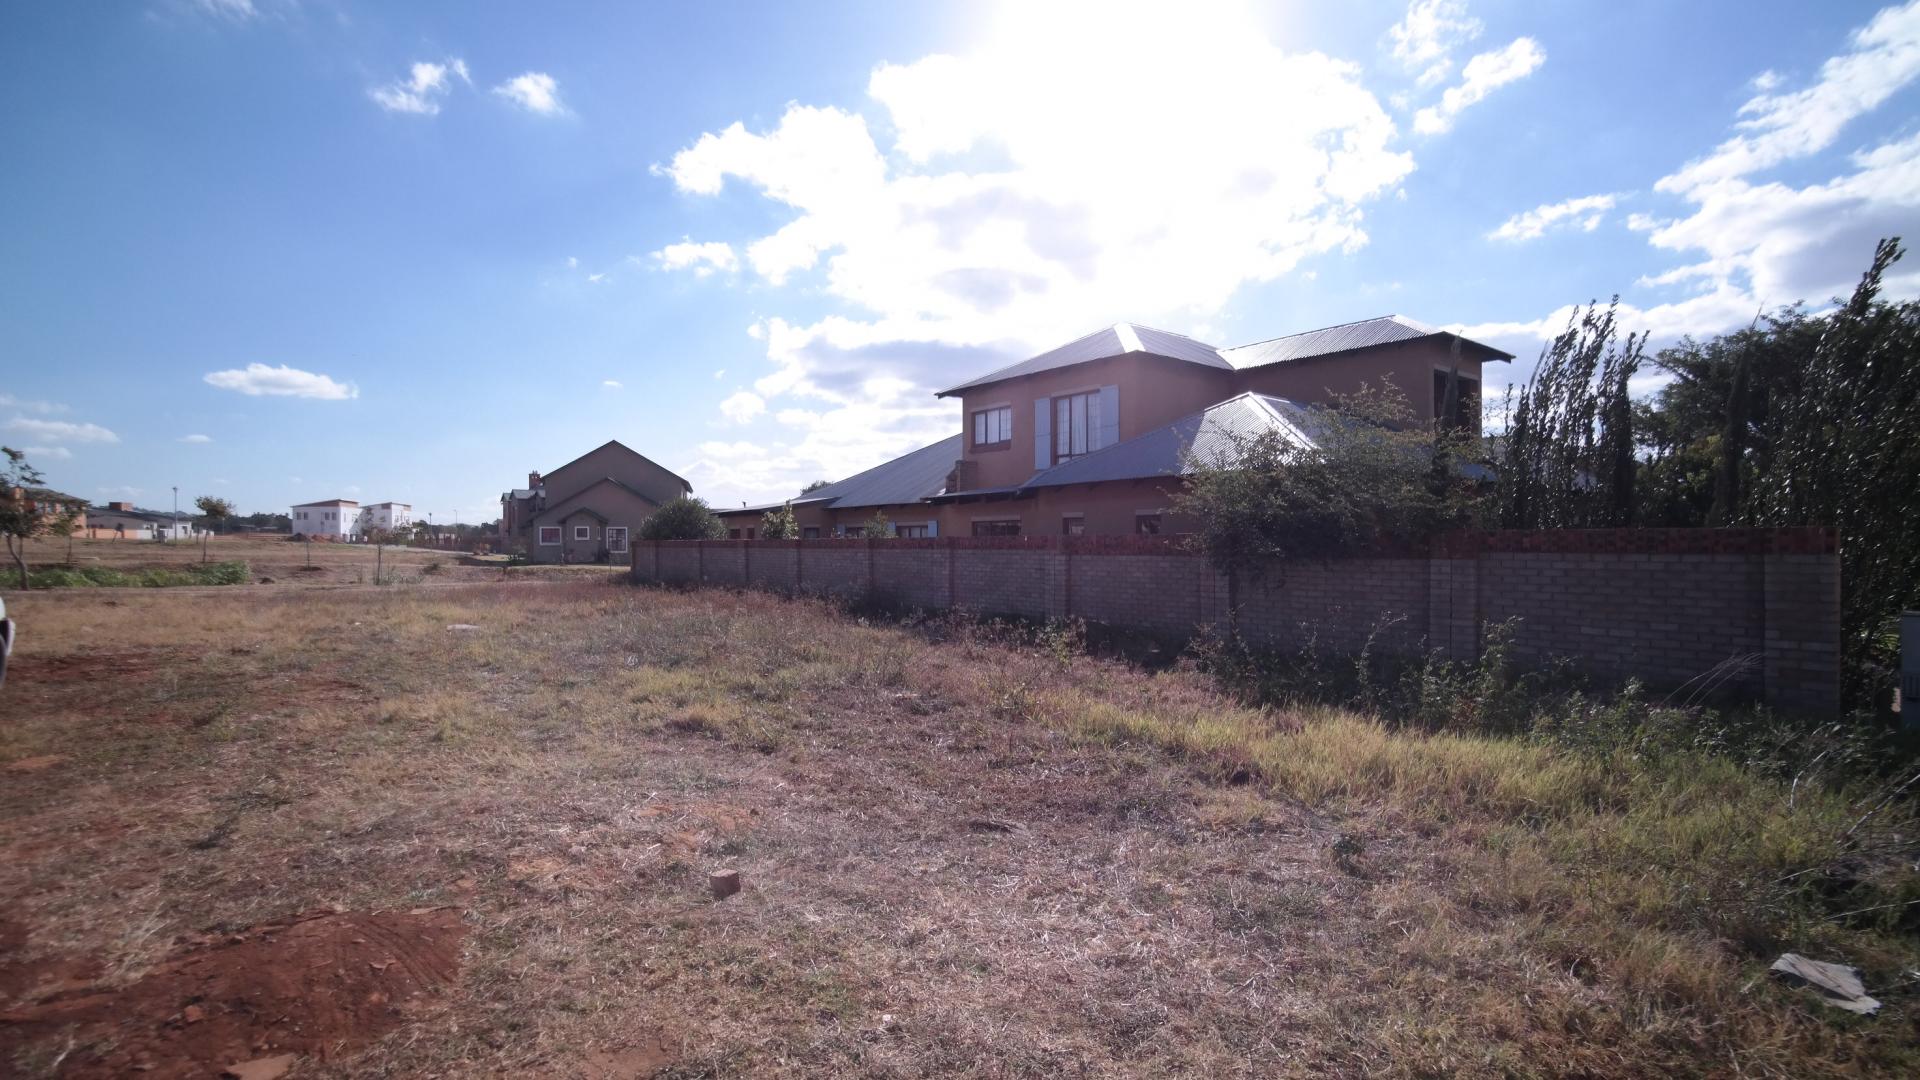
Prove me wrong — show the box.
[179,433,214,444]
[718,390,767,424]
[661,0,1416,499]
[370,59,465,116]
[203,363,359,400]
[1660,2,1920,193]
[0,394,67,415]
[20,446,72,461]
[1488,193,1620,242]
[650,240,739,277]
[1413,36,1545,134]
[6,417,119,444]
[1387,0,1483,87]
[1476,2,1920,353]
[493,72,566,115]
[602,379,623,389]
[194,0,256,19]
[713,368,727,379]
[567,256,579,269]
[587,272,607,283]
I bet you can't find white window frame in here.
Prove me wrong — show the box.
[1054,390,1101,461]
[538,526,562,546]
[971,404,1013,448]
[605,526,628,552]
[573,525,592,541]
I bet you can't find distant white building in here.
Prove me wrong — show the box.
[291,499,359,539]
[356,501,413,536]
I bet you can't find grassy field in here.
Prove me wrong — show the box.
[10,534,617,589]
[1,580,1916,1077]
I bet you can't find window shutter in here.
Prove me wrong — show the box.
[1034,398,1051,470]
[1097,385,1120,450]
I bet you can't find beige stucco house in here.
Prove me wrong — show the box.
[717,315,1510,539]
[500,440,691,563]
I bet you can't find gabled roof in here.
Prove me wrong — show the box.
[795,434,964,510]
[527,475,663,526]
[1019,393,1329,491]
[1222,315,1513,370]
[936,323,1229,397]
[545,439,692,495]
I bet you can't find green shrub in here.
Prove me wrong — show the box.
[29,560,249,588]
[639,497,727,541]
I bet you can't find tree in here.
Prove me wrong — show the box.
[639,496,727,540]
[1175,384,1486,586]
[1495,302,1646,529]
[861,511,891,539]
[0,448,81,589]
[759,501,798,539]
[800,479,832,494]
[194,495,235,563]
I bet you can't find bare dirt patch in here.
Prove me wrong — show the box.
[0,908,466,1079]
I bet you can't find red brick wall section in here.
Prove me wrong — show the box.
[631,529,1842,711]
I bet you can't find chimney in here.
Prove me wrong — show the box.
[109,501,134,512]
[528,471,542,489]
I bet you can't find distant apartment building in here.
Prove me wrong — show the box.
[291,499,359,540]
[356,501,412,535]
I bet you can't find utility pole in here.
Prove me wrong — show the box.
[172,486,179,542]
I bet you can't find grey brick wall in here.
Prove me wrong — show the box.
[632,530,1841,711]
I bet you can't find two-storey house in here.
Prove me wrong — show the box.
[717,315,1509,538]
[500,440,692,562]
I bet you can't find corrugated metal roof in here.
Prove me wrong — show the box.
[1222,314,1513,370]
[935,323,1229,397]
[793,433,963,510]
[1019,393,1329,490]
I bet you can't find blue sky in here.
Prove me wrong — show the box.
[4,0,1917,518]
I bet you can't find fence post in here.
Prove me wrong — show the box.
[946,537,956,609]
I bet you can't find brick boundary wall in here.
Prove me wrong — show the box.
[632,528,1841,712]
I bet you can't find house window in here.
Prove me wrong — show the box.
[972,520,1021,537]
[896,524,929,538]
[538,526,562,545]
[1135,514,1162,535]
[971,405,1012,449]
[574,525,592,541]
[1054,390,1102,462]
[746,528,757,540]
[1061,516,1085,536]
[605,527,628,552]
[728,528,742,539]
[802,526,821,539]
[1433,370,1482,431]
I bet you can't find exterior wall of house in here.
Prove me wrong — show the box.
[357,503,413,533]
[953,353,1236,490]
[634,528,1842,712]
[1230,339,1485,430]
[528,485,654,563]
[291,504,357,539]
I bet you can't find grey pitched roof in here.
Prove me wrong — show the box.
[936,323,1229,397]
[793,434,964,510]
[1019,393,1329,490]
[1222,314,1513,370]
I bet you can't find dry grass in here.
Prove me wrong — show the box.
[14,534,618,588]
[1,581,1915,1077]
